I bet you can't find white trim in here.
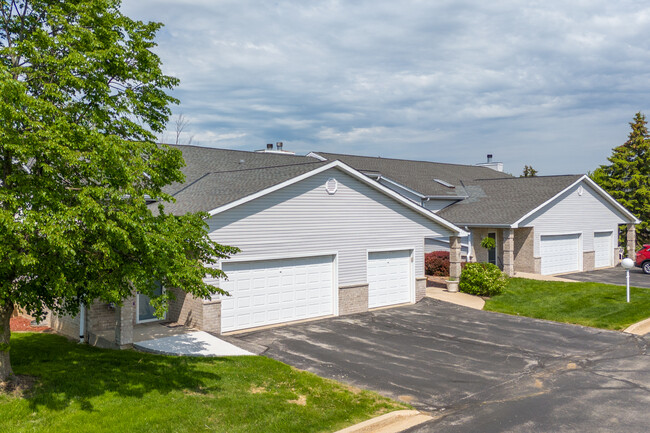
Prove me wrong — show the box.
[207,160,468,237]
[367,246,416,254]
[222,250,339,264]
[513,175,640,228]
[306,151,327,161]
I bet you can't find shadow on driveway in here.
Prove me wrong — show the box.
[232,298,650,433]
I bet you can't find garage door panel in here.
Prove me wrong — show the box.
[221,255,334,332]
[540,234,580,275]
[368,250,411,308]
[594,232,612,268]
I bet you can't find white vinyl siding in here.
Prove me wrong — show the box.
[594,232,613,268]
[540,234,581,275]
[207,167,454,289]
[220,256,334,332]
[367,250,412,308]
[519,181,627,258]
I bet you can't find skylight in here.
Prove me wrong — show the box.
[434,178,454,188]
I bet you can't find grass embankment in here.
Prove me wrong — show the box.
[1,333,405,433]
[484,278,650,330]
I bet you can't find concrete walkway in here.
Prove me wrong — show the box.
[426,286,485,310]
[512,271,575,282]
[624,318,650,336]
[134,331,253,356]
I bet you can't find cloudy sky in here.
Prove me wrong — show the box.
[120,0,650,175]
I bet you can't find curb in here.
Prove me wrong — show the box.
[334,410,433,433]
[624,317,650,336]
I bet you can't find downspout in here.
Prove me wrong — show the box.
[79,304,86,343]
[465,226,472,263]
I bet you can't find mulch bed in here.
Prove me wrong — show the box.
[9,316,50,333]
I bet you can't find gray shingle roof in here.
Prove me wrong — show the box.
[437,175,584,225]
[312,151,511,197]
[153,145,326,215]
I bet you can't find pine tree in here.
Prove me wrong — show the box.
[591,112,650,246]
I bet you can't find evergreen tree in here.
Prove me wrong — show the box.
[591,112,650,246]
[520,165,538,177]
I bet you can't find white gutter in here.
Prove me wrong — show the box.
[79,304,86,343]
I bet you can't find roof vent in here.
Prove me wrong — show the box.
[434,178,454,188]
[325,178,338,195]
[266,143,273,150]
[276,142,283,151]
[487,154,493,163]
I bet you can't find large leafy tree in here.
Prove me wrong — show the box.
[0,0,237,381]
[591,112,650,247]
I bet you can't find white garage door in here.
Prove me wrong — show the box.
[594,232,613,268]
[367,250,411,308]
[220,255,334,333]
[540,234,581,275]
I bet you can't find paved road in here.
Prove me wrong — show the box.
[232,299,650,433]
[563,266,650,288]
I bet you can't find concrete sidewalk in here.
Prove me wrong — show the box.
[134,331,253,356]
[426,286,485,310]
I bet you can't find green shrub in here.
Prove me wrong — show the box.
[459,262,508,297]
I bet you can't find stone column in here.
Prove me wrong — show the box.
[115,296,135,349]
[627,224,636,258]
[449,235,462,280]
[502,228,515,276]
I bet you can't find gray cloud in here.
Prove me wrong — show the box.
[121,0,650,175]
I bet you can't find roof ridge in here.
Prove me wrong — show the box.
[165,143,309,158]
[473,174,583,181]
[194,160,326,175]
[314,151,506,171]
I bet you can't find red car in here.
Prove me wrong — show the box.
[635,244,650,273]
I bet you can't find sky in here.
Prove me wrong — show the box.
[120,0,650,175]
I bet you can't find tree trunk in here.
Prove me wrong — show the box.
[0,302,14,381]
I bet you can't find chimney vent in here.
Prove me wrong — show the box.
[266,143,273,150]
[487,154,493,163]
[276,142,283,150]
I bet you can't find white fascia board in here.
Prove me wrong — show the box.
[580,176,640,224]
[305,152,327,161]
[208,160,468,237]
[511,175,640,228]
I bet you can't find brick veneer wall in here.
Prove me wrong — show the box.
[87,302,117,332]
[415,277,427,302]
[168,287,204,328]
[513,227,535,273]
[50,312,79,340]
[338,283,369,315]
[583,251,595,272]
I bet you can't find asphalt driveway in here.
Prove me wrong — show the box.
[563,266,650,288]
[230,298,650,433]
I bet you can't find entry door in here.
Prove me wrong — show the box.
[487,232,497,265]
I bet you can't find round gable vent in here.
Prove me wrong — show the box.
[325,178,338,195]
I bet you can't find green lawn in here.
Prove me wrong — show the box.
[1,333,405,433]
[484,278,650,330]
